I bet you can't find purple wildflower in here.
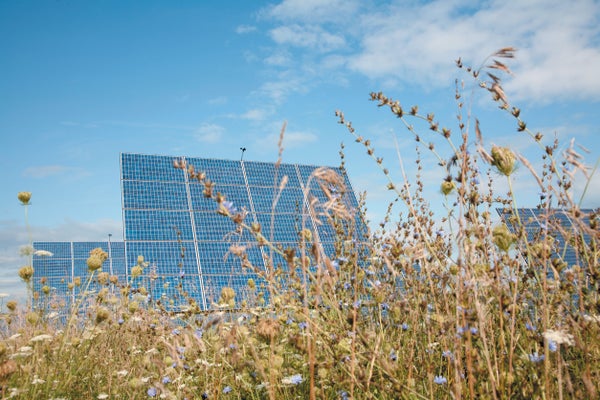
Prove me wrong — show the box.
[434,375,447,385]
[529,352,545,363]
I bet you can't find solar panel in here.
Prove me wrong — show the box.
[496,208,598,279]
[32,241,126,311]
[121,153,367,311]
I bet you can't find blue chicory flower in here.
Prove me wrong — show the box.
[529,352,545,363]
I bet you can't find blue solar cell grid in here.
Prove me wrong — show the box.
[249,186,306,214]
[119,153,368,311]
[497,208,595,274]
[244,161,302,188]
[124,210,194,241]
[32,241,126,312]
[189,183,250,212]
[122,181,189,210]
[121,153,185,182]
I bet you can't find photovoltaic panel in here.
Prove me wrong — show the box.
[497,208,597,278]
[32,241,125,312]
[121,153,368,311]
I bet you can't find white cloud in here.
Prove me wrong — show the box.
[264,0,360,23]
[349,0,600,101]
[195,123,225,143]
[269,24,345,52]
[262,0,600,102]
[264,51,292,66]
[256,75,307,105]
[240,108,270,121]
[236,24,257,34]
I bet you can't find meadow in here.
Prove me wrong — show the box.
[1,48,599,399]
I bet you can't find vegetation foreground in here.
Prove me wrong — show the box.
[1,49,599,399]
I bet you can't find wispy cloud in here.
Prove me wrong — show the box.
[240,108,271,121]
[269,24,346,52]
[208,96,228,105]
[256,129,318,153]
[259,0,600,103]
[22,165,68,178]
[264,0,360,23]
[236,24,257,34]
[195,123,225,144]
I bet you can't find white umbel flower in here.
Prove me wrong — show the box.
[543,329,574,346]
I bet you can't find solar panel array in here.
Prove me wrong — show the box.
[121,153,367,311]
[497,208,597,278]
[31,241,125,309]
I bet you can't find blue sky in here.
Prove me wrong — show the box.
[1,0,599,300]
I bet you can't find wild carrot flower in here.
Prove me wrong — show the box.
[33,249,53,257]
[19,245,34,257]
[543,329,574,346]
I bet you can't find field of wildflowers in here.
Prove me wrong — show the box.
[1,49,599,399]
